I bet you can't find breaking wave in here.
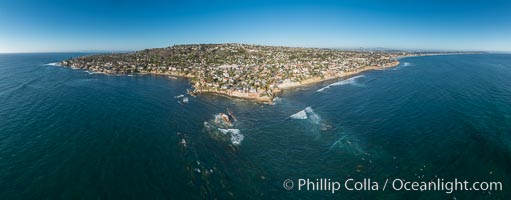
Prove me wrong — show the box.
[403,62,414,66]
[290,110,307,119]
[317,75,365,92]
[203,122,244,146]
[288,107,331,139]
[203,111,242,145]
[305,107,321,125]
[218,128,244,145]
[271,97,283,105]
[289,107,321,125]
[45,62,61,66]
[175,94,189,104]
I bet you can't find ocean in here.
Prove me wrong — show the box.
[0,53,510,199]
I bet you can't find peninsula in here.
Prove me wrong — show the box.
[59,44,456,102]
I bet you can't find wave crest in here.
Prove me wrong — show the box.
[317,75,365,92]
[290,107,321,125]
[45,62,61,66]
[290,110,307,119]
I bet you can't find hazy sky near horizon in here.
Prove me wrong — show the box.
[0,0,510,53]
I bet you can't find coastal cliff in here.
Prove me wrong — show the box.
[59,44,424,102]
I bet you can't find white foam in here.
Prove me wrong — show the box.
[403,62,414,66]
[230,132,244,145]
[218,128,244,145]
[290,110,307,119]
[290,107,321,123]
[174,94,185,99]
[271,97,283,105]
[317,75,365,92]
[45,62,61,66]
[203,122,212,129]
[182,97,189,103]
[305,107,321,124]
[218,128,240,135]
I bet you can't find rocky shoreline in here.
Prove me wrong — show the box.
[64,60,400,103]
[58,44,474,103]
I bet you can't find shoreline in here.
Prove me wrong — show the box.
[63,52,480,103]
[274,52,484,95]
[194,90,273,103]
[276,60,400,91]
[64,60,402,103]
[181,58,401,104]
[193,60,400,103]
[56,42,485,104]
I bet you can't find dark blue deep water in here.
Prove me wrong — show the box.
[0,53,510,199]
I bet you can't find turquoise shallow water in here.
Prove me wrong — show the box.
[0,53,510,199]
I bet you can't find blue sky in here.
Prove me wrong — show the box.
[0,0,510,53]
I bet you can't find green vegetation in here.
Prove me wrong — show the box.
[60,44,430,100]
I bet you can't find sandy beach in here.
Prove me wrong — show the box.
[65,60,401,103]
[276,60,400,90]
[197,60,400,103]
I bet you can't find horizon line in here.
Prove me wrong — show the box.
[0,43,507,54]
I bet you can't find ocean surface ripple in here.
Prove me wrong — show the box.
[1,53,510,199]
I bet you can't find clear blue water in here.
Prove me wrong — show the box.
[0,53,510,199]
